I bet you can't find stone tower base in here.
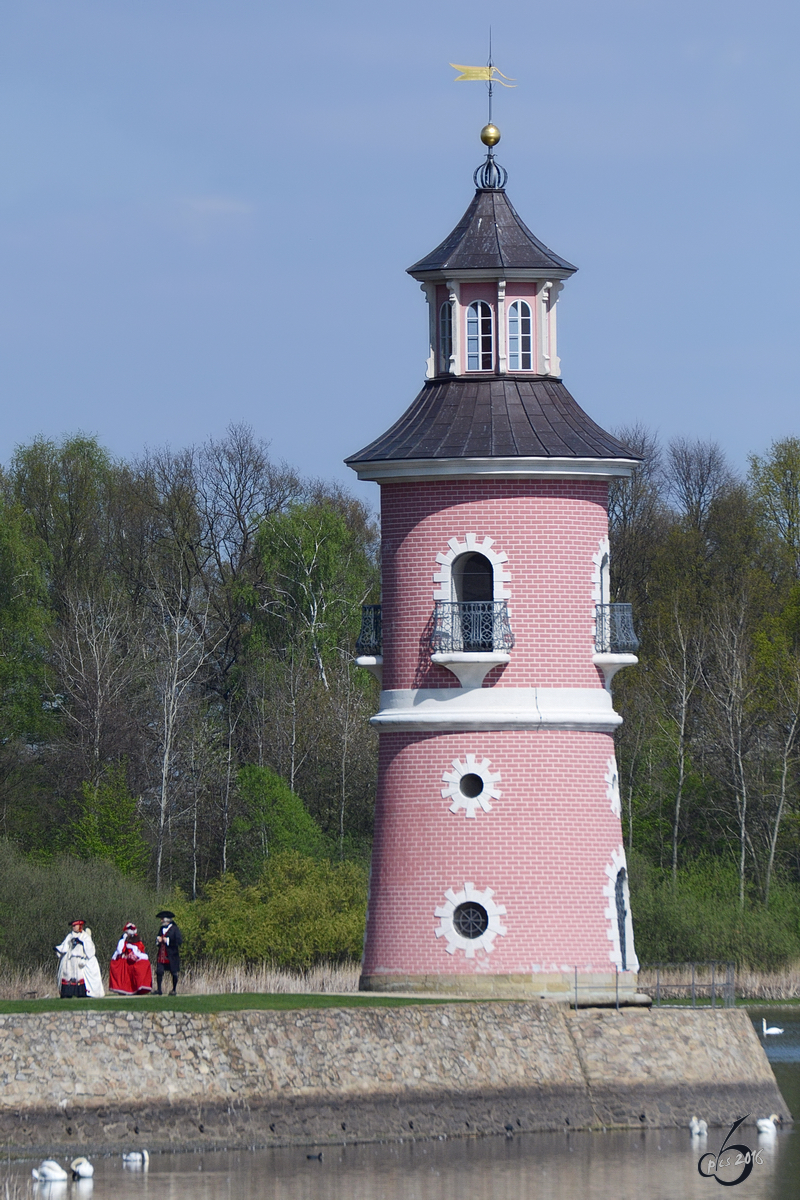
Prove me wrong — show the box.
[359,970,651,1006]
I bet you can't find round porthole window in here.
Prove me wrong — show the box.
[452,901,489,939]
[435,883,507,957]
[459,773,484,799]
[441,755,501,819]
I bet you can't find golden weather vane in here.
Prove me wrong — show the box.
[449,64,516,85]
[450,32,515,152]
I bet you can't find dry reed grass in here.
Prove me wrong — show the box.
[4,959,798,1003]
[638,961,800,1002]
[1,1177,33,1200]
[181,960,361,995]
[0,958,361,1000]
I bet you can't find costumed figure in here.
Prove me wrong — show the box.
[155,910,182,995]
[109,922,153,995]
[55,919,105,998]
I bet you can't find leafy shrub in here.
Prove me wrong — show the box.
[0,840,168,970]
[173,851,367,969]
[227,766,326,882]
[629,850,800,969]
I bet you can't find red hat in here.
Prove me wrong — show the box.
[123,923,137,932]
[69,918,85,927]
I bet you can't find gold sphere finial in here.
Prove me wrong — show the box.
[480,123,501,147]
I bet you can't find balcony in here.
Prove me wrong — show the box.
[429,601,515,654]
[354,603,383,683]
[594,604,639,654]
[594,603,639,690]
[356,604,382,656]
[430,600,514,689]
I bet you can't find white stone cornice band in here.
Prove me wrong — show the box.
[350,457,639,483]
[370,686,622,732]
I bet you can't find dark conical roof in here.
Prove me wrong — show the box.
[346,376,637,466]
[408,189,577,276]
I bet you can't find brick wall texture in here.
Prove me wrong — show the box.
[365,477,626,982]
[380,478,609,691]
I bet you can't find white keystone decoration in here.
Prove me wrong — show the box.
[605,757,622,817]
[591,536,611,605]
[433,534,511,601]
[602,846,639,971]
[434,883,507,958]
[441,754,501,819]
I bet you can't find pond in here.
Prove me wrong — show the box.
[7,1007,798,1200]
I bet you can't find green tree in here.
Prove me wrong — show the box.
[256,500,378,688]
[0,497,52,742]
[72,764,150,877]
[749,436,800,580]
[8,434,115,606]
[228,765,326,881]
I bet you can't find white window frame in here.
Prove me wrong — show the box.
[466,300,494,372]
[508,300,533,371]
[439,301,453,374]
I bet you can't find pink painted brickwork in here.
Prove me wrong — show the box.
[362,729,624,977]
[380,479,609,691]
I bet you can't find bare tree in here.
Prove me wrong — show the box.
[651,604,705,882]
[703,600,759,907]
[608,424,667,603]
[665,437,735,531]
[146,565,224,890]
[50,590,144,786]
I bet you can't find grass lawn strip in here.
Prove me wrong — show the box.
[0,992,471,1016]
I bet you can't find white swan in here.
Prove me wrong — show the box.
[70,1158,94,1179]
[122,1150,149,1168]
[32,1161,69,1182]
[689,1116,708,1136]
[762,1018,784,1035]
[756,1114,780,1134]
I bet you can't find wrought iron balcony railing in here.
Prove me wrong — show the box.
[356,604,382,656]
[429,600,515,654]
[595,603,639,654]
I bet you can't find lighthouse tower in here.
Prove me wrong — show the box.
[346,126,642,1003]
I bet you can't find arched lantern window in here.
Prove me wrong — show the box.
[452,552,494,603]
[439,301,453,373]
[466,301,493,372]
[451,552,494,651]
[508,300,533,371]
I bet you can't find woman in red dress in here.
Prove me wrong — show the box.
[109,923,153,995]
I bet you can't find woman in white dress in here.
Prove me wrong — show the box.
[55,919,105,998]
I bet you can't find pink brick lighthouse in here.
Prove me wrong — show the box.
[347,127,642,1003]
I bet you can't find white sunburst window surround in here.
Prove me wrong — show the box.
[434,883,507,957]
[466,301,493,371]
[433,534,511,603]
[508,300,533,371]
[441,754,502,819]
[603,847,639,973]
[439,301,453,374]
[605,757,622,818]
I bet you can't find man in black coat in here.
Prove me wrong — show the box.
[155,910,183,995]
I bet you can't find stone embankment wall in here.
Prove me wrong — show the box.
[0,1003,788,1155]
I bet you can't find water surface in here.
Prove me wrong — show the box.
[7,1005,797,1200]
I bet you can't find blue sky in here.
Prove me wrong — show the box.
[0,0,798,493]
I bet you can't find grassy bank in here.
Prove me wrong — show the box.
[0,992,457,1016]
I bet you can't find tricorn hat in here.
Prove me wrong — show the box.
[123,922,137,932]
[156,910,176,920]
[69,918,85,926]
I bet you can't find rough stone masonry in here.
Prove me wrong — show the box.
[0,1002,789,1155]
